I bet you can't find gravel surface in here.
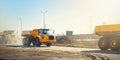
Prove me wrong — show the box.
[0,46,92,60]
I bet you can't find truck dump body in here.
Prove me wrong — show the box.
[21,30,32,36]
[94,24,120,36]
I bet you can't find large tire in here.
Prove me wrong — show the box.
[98,37,109,50]
[29,36,41,47]
[109,38,119,51]
[22,37,31,47]
[22,37,27,46]
[35,37,41,47]
[46,43,52,47]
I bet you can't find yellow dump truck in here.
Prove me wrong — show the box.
[94,24,120,50]
[22,29,56,47]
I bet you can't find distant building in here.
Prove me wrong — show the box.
[0,30,17,44]
[66,31,73,36]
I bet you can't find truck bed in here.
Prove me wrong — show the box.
[94,24,120,36]
[21,30,32,36]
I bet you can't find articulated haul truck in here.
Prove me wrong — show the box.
[22,28,56,47]
[94,24,120,51]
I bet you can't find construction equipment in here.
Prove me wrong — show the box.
[22,29,56,47]
[94,24,120,50]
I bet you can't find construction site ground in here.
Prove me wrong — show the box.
[0,45,112,60]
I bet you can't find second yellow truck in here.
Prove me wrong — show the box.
[94,24,120,51]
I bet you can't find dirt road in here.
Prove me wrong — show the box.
[25,46,120,60]
[0,45,93,60]
[40,46,120,60]
[0,45,119,60]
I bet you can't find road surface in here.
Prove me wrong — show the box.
[24,46,120,60]
[1,45,120,60]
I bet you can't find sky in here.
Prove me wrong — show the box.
[0,0,120,35]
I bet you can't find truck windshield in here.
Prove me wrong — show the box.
[39,29,54,35]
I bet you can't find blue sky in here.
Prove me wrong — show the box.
[0,0,120,35]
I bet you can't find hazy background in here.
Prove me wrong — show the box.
[0,0,120,35]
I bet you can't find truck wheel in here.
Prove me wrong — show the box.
[22,37,31,47]
[22,37,27,46]
[46,43,52,47]
[35,37,41,47]
[98,37,109,50]
[32,37,41,47]
[110,38,119,51]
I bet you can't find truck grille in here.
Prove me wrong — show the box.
[49,36,54,40]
